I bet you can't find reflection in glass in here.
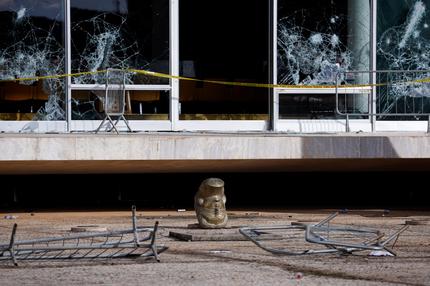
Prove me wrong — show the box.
[71,0,169,85]
[0,0,65,121]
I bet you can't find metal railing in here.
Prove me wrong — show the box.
[335,70,430,132]
[0,206,167,266]
[239,212,408,256]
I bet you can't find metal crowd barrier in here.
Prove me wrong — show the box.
[239,212,408,256]
[0,206,167,266]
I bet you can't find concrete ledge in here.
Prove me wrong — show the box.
[0,133,429,173]
[1,159,430,174]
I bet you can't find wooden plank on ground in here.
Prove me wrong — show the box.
[169,231,283,241]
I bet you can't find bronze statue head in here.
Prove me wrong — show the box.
[194,178,228,228]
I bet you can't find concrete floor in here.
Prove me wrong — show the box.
[0,209,429,285]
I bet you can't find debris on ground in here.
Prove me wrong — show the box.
[368,250,395,257]
[240,212,408,256]
[295,272,304,280]
[405,218,430,225]
[70,225,108,232]
[208,250,232,254]
[169,229,283,241]
[0,206,167,266]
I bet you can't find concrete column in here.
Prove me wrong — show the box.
[348,0,370,114]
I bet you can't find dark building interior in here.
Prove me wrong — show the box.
[1,172,428,211]
[179,0,270,117]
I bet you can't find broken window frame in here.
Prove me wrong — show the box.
[1,0,430,133]
[0,0,67,130]
[273,0,375,132]
[375,1,430,120]
[65,0,173,132]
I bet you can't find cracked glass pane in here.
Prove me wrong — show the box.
[71,0,169,85]
[0,0,65,121]
[377,0,430,117]
[278,0,370,119]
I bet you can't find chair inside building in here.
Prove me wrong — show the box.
[95,69,132,134]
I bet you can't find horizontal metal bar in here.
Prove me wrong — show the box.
[305,226,384,251]
[336,112,430,117]
[380,225,409,246]
[71,84,171,91]
[12,243,153,251]
[0,228,154,248]
[341,70,430,74]
[1,250,163,260]
[314,212,339,227]
[239,226,338,255]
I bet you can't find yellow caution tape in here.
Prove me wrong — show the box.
[0,68,429,89]
[0,70,107,83]
[128,69,365,89]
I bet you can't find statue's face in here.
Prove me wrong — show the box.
[195,179,228,228]
[198,194,226,209]
[197,194,227,225]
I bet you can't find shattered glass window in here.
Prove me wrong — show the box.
[278,0,370,119]
[377,0,430,118]
[0,0,65,121]
[71,0,169,85]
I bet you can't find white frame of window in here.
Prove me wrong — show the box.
[173,0,270,132]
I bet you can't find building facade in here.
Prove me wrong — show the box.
[1,0,430,178]
[0,0,429,134]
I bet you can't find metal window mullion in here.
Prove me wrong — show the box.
[272,0,278,131]
[370,0,377,132]
[65,0,72,133]
[170,0,180,131]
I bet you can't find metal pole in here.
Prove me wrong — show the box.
[65,0,72,133]
[428,115,430,133]
[8,224,18,266]
[131,205,139,246]
[269,0,278,132]
[346,114,350,132]
[150,221,160,262]
[170,0,180,131]
[335,72,340,116]
[370,0,377,132]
